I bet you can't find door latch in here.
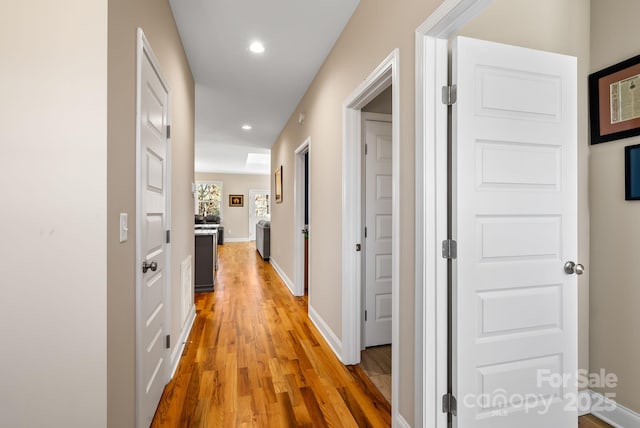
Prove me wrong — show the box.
[356,244,361,252]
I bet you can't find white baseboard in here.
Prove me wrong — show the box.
[308,304,343,362]
[396,413,411,428]
[270,260,344,363]
[588,390,640,428]
[269,258,295,295]
[169,304,196,379]
[578,390,592,416]
[224,237,252,243]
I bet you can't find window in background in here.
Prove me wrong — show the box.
[196,181,223,218]
[254,193,270,218]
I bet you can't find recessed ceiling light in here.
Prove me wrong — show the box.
[242,124,252,130]
[249,41,265,54]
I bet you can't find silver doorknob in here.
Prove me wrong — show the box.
[564,261,584,275]
[142,261,158,273]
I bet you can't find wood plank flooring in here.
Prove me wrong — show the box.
[360,346,391,403]
[578,414,613,428]
[151,242,612,427]
[151,242,391,427]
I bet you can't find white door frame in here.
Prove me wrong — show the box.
[248,188,270,241]
[294,137,310,297]
[341,49,399,418]
[414,1,492,426]
[135,28,172,428]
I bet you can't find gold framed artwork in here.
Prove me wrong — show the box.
[274,166,283,203]
[229,194,244,207]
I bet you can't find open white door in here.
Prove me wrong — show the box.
[136,30,170,428]
[364,116,393,347]
[452,36,578,427]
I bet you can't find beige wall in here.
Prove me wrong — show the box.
[108,1,195,426]
[0,1,108,426]
[363,86,392,114]
[590,0,640,413]
[270,0,445,423]
[195,173,270,240]
[458,0,592,382]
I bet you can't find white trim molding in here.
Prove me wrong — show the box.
[224,237,252,243]
[341,48,400,423]
[414,1,491,427]
[269,258,295,295]
[578,390,592,416]
[396,414,412,428]
[587,390,640,428]
[169,305,196,379]
[294,138,311,297]
[308,304,343,361]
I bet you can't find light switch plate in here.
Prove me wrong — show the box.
[119,213,128,243]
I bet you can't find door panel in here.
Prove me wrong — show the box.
[452,36,577,428]
[364,118,393,347]
[138,48,169,428]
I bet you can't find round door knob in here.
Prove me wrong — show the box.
[564,261,584,275]
[142,261,158,273]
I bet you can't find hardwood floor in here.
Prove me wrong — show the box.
[360,345,391,404]
[151,242,391,427]
[578,414,613,428]
[151,242,612,427]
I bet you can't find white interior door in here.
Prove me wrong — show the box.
[364,116,393,347]
[452,36,578,427]
[248,189,270,240]
[137,34,170,428]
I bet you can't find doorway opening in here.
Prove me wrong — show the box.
[248,189,270,241]
[294,137,310,297]
[341,49,399,419]
[360,93,393,401]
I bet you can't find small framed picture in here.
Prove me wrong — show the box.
[625,144,640,200]
[229,194,244,207]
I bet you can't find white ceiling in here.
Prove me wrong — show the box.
[169,0,360,175]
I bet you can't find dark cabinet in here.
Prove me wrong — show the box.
[195,230,218,292]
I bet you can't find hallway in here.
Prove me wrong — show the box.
[151,242,391,427]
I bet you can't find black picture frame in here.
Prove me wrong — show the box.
[625,144,640,200]
[589,54,640,144]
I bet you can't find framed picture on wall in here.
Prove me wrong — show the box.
[589,54,640,144]
[626,144,640,200]
[229,194,244,207]
[274,166,283,203]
